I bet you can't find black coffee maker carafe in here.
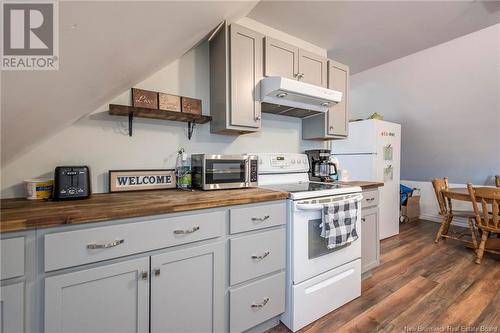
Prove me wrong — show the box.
[305,149,337,182]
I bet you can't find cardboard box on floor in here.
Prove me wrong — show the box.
[402,195,420,221]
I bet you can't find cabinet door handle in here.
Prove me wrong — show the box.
[361,218,366,222]
[251,215,270,222]
[140,271,148,280]
[251,297,270,308]
[255,115,262,121]
[251,251,270,260]
[153,268,161,277]
[366,198,375,202]
[87,239,124,249]
[173,226,200,234]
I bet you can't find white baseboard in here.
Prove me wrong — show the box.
[419,213,469,228]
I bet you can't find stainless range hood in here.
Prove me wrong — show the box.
[260,77,343,118]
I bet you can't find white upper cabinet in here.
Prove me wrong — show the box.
[264,37,299,80]
[210,23,263,134]
[264,38,327,88]
[298,49,328,88]
[327,60,349,137]
[302,59,349,140]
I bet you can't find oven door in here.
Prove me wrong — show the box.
[291,193,362,284]
[204,157,248,189]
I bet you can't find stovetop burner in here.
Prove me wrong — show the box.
[260,181,348,194]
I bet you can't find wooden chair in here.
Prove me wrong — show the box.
[467,184,500,264]
[432,177,477,246]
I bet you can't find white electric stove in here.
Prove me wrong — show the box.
[257,153,359,200]
[256,153,363,332]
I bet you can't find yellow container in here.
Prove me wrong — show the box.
[24,178,53,200]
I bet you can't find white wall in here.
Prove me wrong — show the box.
[349,24,500,185]
[1,29,326,198]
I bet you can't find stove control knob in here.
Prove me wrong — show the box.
[291,159,295,164]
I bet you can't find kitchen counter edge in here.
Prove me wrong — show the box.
[337,181,384,190]
[0,188,289,233]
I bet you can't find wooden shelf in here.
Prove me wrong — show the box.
[108,104,212,138]
[109,104,211,123]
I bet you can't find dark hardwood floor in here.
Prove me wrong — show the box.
[267,220,500,333]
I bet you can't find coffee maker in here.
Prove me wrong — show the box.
[305,149,338,182]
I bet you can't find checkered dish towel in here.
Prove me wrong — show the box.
[320,198,360,249]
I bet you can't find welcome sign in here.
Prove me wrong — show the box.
[109,169,176,192]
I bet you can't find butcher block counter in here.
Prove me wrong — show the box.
[0,188,288,233]
[336,181,384,190]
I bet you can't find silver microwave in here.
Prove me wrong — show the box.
[191,154,258,190]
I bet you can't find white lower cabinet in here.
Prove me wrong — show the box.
[0,282,24,333]
[361,208,379,273]
[22,201,285,333]
[44,244,224,333]
[44,257,150,333]
[150,242,224,333]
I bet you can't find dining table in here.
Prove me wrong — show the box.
[442,187,500,251]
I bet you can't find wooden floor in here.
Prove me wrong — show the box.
[267,220,500,333]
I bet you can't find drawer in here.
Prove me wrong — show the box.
[230,202,285,234]
[230,272,285,333]
[362,190,379,208]
[44,211,224,272]
[290,259,361,331]
[1,237,25,280]
[230,229,285,285]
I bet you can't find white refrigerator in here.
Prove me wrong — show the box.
[333,120,401,239]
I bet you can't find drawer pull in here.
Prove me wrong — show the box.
[251,251,270,260]
[251,215,270,222]
[251,297,270,308]
[361,218,366,222]
[87,239,124,249]
[173,226,200,234]
[366,198,375,202]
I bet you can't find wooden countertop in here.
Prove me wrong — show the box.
[336,181,384,190]
[0,188,288,233]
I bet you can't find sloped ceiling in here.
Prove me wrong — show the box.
[1,1,257,165]
[248,1,500,73]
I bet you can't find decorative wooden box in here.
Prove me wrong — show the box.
[132,88,158,109]
[159,93,181,112]
[181,97,202,115]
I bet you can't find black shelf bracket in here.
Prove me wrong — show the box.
[187,121,196,140]
[128,111,134,136]
[119,108,203,139]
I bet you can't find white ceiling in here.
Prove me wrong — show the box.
[248,1,500,73]
[1,1,257,165]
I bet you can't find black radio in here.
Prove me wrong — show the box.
[53,166,91,200]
